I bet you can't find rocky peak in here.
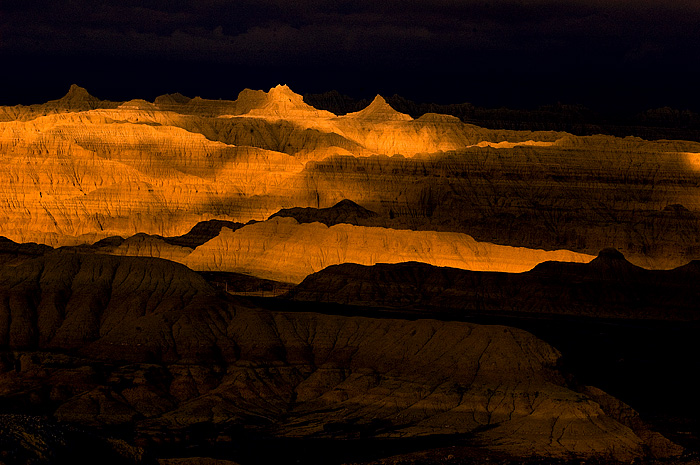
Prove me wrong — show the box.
[596,248,626,261]
[234,88,268,114]
[153,92,191,107]
[589,248,644,276]
[268,84,299,100]
[265,84,308,108]
[55,84,102,110]
[269,199,378,227]
[346,94,413,121]
[64,84,91,99]
[241,84,334,118]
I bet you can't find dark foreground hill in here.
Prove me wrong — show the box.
[0,251,681,464]
[284,249,700,320]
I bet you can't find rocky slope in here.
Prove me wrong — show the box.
[0,252,679,462]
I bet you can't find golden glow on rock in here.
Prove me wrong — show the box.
[3,84,700,273]
[181,217,594,283]
[682,152,700,171]
[471,140,556,148]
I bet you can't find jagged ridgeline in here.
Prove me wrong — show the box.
[2,84,700,274]
[284,249,700,320]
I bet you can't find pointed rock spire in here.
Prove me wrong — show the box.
[56,84,101,110]
[241,84,335,118]
[268,84,298,99]
[344,95,412,121]
[65,84,91,98]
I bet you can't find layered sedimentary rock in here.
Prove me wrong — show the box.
[0,106,305,245]
[181,217,594,283]
[0,252,678,461]
[84,214,593,284]
[298,140,700,269]
[4,84,700,269]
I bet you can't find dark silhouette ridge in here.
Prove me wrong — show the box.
[197,270,295,296]
[0,236,53,263]
[87,220,246,251]
[90,236,126,248]
[284,249,700,320]
[162,219,245,248]
[269,199,378,226]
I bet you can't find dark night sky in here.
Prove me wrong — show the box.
[2,0,700,111]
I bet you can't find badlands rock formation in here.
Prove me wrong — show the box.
[0,252,679,461]
[80,205,593,284]
[0,84,120,122]
[181,217,594,283]
[285,249,700,320]
[3,84,700,269]
[3,84,700,464]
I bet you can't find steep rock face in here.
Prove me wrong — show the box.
[0,110,305,244]
[183,217,594,283]
[299,140,700,269]
[0,253,668,461]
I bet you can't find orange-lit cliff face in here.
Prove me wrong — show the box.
[2,84,700,281]
[100,217,592,284]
